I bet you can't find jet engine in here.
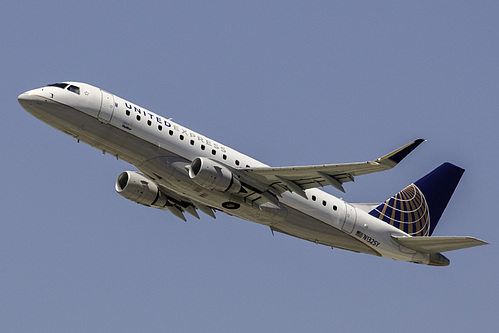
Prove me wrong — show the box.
[188,157,241,193]
[115,171,168,209]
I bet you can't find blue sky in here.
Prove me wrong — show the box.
[2,1,498,332]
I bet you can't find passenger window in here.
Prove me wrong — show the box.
[158,125,163,131]
[136,115,141,121]
[333,205,337,211]
[147,120,152,126]
[322,200,327,206]
[190,140,195,145]
[180,135,184,140]
[169,130,174,136]
[68,85,80,94]
[235,160,240,166]
[126,110,130,116]
[223,154,227,160]
[201,145,205,151]
[212,149,216,155]
[312,195,316,201]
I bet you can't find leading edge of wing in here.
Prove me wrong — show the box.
[239,139,425,194]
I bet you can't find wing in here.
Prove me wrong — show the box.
[239,139,425,200]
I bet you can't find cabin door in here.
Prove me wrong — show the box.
[98,90,115,123]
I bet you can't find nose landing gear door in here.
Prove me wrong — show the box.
[98,90,115,123]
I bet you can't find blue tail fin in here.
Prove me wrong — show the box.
[369,163,464,236]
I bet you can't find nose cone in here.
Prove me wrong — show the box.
[18,90,39,109]
[18,89,50,117]
[18,92,30,108]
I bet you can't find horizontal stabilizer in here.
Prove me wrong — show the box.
[392,235,488,253]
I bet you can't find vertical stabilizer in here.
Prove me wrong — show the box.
[369,163,464,236]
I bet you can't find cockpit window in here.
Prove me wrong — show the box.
[47,83,69,89]
[68,85,80,95]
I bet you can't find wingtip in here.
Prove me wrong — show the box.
[416,138,426,145]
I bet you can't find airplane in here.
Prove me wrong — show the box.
[18,82,487,266]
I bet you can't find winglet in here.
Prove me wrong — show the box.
[377,139,425,167]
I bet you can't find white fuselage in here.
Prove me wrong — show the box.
[18,82,433,264]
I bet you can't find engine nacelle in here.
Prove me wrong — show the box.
[189,157,241,193]
[115,171,168,209]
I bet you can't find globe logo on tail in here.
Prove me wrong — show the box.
[369,184,430,237]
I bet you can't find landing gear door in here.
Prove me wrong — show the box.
[98,90,115,123]
[341,203,357,234]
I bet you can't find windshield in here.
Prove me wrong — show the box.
[68,85,80,94]
[47,83,69,89]
[47,83,80,95]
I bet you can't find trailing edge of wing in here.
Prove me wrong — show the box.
[240,139,425,194]
[392,235,488,253]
